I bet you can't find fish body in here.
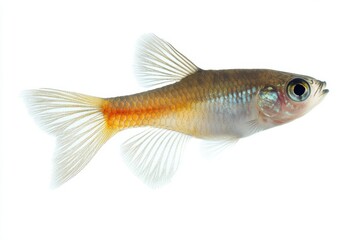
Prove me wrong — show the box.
[104,69,326,138]
[24,34,328,186]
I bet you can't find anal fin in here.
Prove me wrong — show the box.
[121,127,190,186]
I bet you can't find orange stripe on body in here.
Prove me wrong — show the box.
[101,98,193,131]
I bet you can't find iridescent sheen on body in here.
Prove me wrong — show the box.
[24,34,328,186]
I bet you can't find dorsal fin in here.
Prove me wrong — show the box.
[135,34,200,88]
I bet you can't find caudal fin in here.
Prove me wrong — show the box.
[23,88,114,187]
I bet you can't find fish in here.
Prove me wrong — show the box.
[23,34,329,187]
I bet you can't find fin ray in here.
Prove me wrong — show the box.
[135,34,199,88]
[121,128,190,186]
[245,119,264,136]
[201,137,239,159]
[23,89,114,186]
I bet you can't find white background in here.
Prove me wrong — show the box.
[1,0,359,239]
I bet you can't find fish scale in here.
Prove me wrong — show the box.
[24,34,328,187]
[103,69,258,137]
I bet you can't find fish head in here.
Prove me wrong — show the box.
[256,72,329,126]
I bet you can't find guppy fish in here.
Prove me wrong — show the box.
[24,34,329,186]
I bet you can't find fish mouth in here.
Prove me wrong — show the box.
[321,81,329,95]
[322,89,329,94]
[316,81,329,96]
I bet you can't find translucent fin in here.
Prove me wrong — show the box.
[201,137,238,159]
[245,119,264,136]
[121,127,190,186]
[135,34,200,88]
[23,89,114,187]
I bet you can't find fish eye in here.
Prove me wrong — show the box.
[287,78,311,102]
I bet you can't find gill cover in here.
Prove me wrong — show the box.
[257,86,281,117]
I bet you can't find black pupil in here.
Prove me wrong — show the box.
[294,84,305,96]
